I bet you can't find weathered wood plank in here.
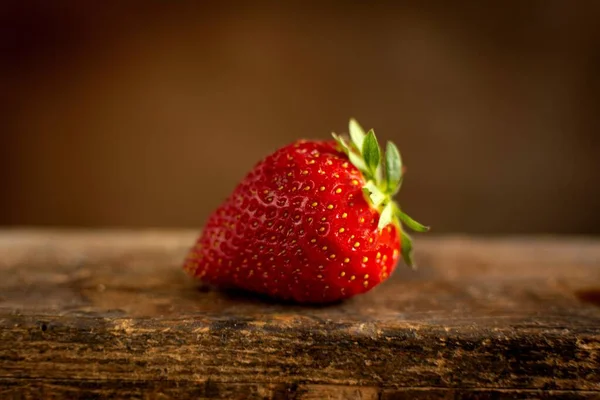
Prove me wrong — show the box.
[0,229,599,399]
[2,381,599,400]
[2,380,599,400]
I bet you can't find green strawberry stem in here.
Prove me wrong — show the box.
[332,118,429,268]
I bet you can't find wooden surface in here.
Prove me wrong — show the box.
[0,229,599,399]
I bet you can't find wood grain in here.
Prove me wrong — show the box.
[1,229,599,399]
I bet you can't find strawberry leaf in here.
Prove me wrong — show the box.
[397,210,430,232]
[375,163,383,183]
[349,118,366,151]
[377,202,394,231]
[400,230,416,269]
[362,129,380,176]
[348,150,368,174]
[385,141,402,194]
[332,133,350,154]
[362,181,386,208]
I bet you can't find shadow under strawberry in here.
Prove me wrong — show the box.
[193,283,346,308]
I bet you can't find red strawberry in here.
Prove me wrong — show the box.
[183,119,428,303]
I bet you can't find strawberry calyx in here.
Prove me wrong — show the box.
[332,118,429,268]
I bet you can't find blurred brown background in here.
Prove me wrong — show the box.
[1,1,599,234]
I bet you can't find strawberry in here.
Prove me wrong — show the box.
[183,119,428,303]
